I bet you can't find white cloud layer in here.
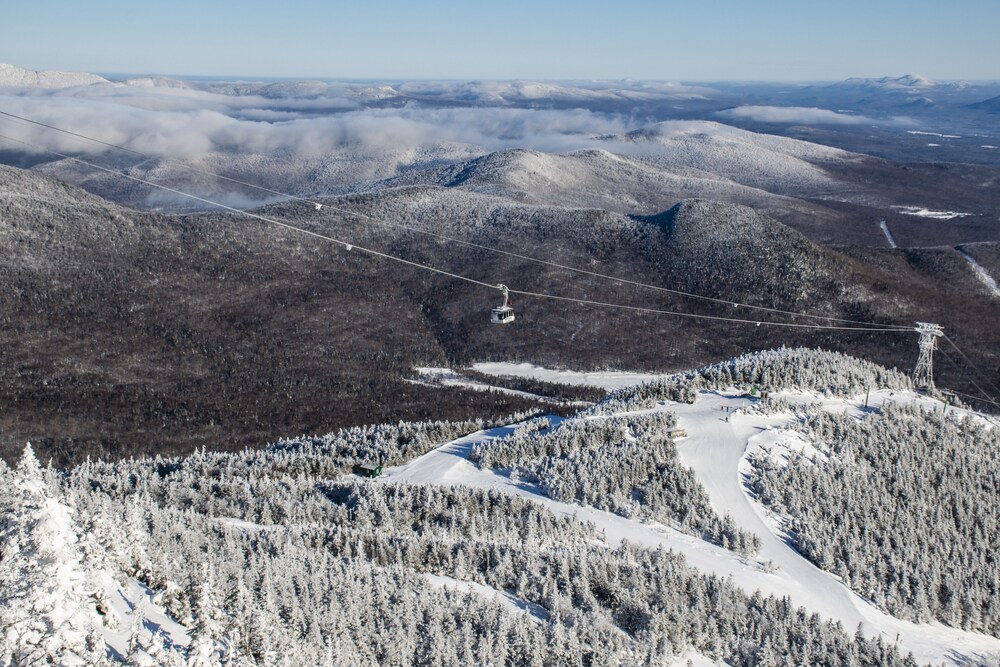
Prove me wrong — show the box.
[716,105,913,127]
[0,83,641,162]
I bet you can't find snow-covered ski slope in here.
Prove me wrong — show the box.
[880,219,898,248]
[958,248,1000,298]
[384,382,1000,666]
[471,361,669,390]
[410,367,589,405]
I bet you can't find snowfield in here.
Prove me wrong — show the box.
[471,361,670,390]
[908,131,962,139]
[423,573,551,623]
[892,205,972,220]
[880,219,898,248]
[958,248,1000,299]
[411,367,585,405]
[100,578,191,660]
[384,381,1000,666]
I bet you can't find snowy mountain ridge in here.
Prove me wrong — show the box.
[0,63,108,88]
[834,74,948,90]
[5,161,999,470]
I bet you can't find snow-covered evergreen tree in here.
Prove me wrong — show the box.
[0,445,110,666]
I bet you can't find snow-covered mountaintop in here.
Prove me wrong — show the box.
[397,354,1000,665]
[4,343,998,664]
[120,76,195,89]
[856,74,935,89]
[833,74,966,91]
[603,120,851,193]
[619,120,851,161]
[0,63,108,88]
[377,146,805,214]
[189,79,400,101]
[376,120,855,216]
[395,79,713,104]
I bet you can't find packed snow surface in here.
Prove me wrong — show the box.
[412,367,584,404]
[908,130,961,139]
[384,382,1000,666]
[892,205,971,220]
[957,249,1000,298]
[471,361,668,390]
[423,574,551,623]
[879,220,898,248]
[0,63,108,88]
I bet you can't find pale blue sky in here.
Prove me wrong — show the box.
[3,0,998,81]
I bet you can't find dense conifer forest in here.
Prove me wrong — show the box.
[4,347,993,665]
[2,433,913,666]
[748,401,1000,636]
[473,414,760,556]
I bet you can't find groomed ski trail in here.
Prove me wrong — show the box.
[957,248,1000,298]
[384,391,1000,666]
[879,220,898,248]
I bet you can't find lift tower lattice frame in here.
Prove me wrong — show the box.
[913,322,944,390]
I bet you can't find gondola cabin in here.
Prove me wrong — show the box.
[666,428,687,440]
[491,305,515,324]
[356,463,382,479]
[491,283,515,324]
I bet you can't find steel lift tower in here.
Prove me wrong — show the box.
[913,322,944,390]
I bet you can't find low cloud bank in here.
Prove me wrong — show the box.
[0,84,640,162]
[716,105,915,127]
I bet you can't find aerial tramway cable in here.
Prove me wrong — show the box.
[943,387,1000,411]
[936,339,1000,408]
[0,133,498,291]
[7,113,1000,419]
[943,335,1000,398]
[0,131,919,335]
[0,109,308,205]
[0,109,912,332]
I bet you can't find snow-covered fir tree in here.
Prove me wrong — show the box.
[0,445,113,666]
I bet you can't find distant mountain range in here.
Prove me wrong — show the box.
[2,62,1000,466]
[967,95,1000,113]
[0,63,108,88]
[832,74,948,90]
[2,164,998,466]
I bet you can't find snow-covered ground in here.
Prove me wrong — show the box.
[423,573,551,623]
[471,361,669,390]
[908,131,962,139]
[100,577,190,660]
[892,205,971,220]
[383,386,1000,666]
[880,219,898,248]
[670,647,727,667]
[411,367,589,405]
[958,249,1000,298]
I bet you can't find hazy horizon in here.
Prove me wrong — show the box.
[86,70,1000,85]
[5,0,999,81]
